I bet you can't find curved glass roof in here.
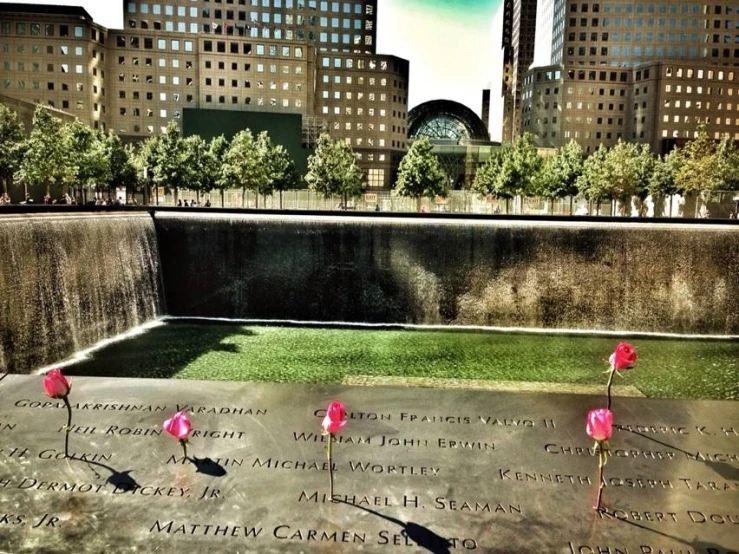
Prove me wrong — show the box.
[408,100,489,143]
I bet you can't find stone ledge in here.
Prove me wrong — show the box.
[342,374,646,397]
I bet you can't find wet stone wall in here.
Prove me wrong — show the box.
[0,213,163,374]
[154,213,739,335]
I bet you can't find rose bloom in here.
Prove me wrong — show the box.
[322,401,347,434]
[609,342,637,371]
[586,408,614,441]
[43,369,71,399]
[163,411,192,440]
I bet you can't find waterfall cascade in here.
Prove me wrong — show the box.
[0,213,163,374]
[154,212,739,335]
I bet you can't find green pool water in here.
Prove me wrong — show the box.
[62,321,739,401]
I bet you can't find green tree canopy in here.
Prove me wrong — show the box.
[0,104,25,195]
[221,128,268,207]
[471,147,506,196]
[472,134,543,202]
[575,144,610,205]
[672,125,720,194]
[16,106,74,196]
[714,134,739,192]
[305,133,364,208]
[106,133,138,192]
[181,135,211,198]
[65,120,110,191]
[505,133,544,198]
[394,138,448,203]
[535,139,584,200]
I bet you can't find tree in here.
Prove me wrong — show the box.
[106,133,138,198]
[182,135,211,201]
[15,106,73,198]
[64,120,110,197]
[471,134,543,213]
[134,134,163,204]
[714,134,739,192]
[506,133,544,198]
[264,141,300,209]
[648,152,680,217]
[220,129,267,208]
[577,140,646,215]
[0,104,25,196]
[631,143,656,216]
[150,121,189,201]
[534,139,584,213]
[252,131,281,207]
[208,135,230,207]
[601,140,643,214]
[576,145,610,214]
[305,133,364,209]
[395,138,448,209]
[672,125,719,195]
[471,147,505,196]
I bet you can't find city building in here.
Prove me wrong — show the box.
[0,1,409,188]
[520,0,739,154]
[501,0,538,143]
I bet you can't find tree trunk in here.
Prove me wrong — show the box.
[241,187,246,208]
[221,189,225,208]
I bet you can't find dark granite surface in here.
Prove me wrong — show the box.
[0,374,736,553]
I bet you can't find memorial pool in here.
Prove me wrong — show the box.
[57,321,739,401]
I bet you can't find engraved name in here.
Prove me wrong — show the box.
[167,455,243,467]
[544,444,675,460]
[348,461,440,476]
[298,490,394,506]
[314,409,391,421]
[14,399,166,412]
[0,513,60,529]
[598,509,678,523]
[568,542,628,554]
[176,404,267,416]
[679,478,738,492]
[58,425,248,440]
[499,468,591,486]
[252,457,333,472]
[605,476,673,489]
[398,412,535,427]
[292,432,371,444]
[149,520,262,537]
[434,496,522,514]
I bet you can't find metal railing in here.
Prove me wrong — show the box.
[147,189,739,218]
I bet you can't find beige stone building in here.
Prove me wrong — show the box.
[519,0,739,153]
[0,0,409,188]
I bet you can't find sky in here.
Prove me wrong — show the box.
[4,0,505,140]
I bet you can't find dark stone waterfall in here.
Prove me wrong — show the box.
[154,212,739,335]
[1,210,736,374]
[0,213,163,374]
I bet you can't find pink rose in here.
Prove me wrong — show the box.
[43,369,71,399]
[322,401,347,434]
[586,408,613,441]
[163,411,192,440]
[609,342,637,371]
